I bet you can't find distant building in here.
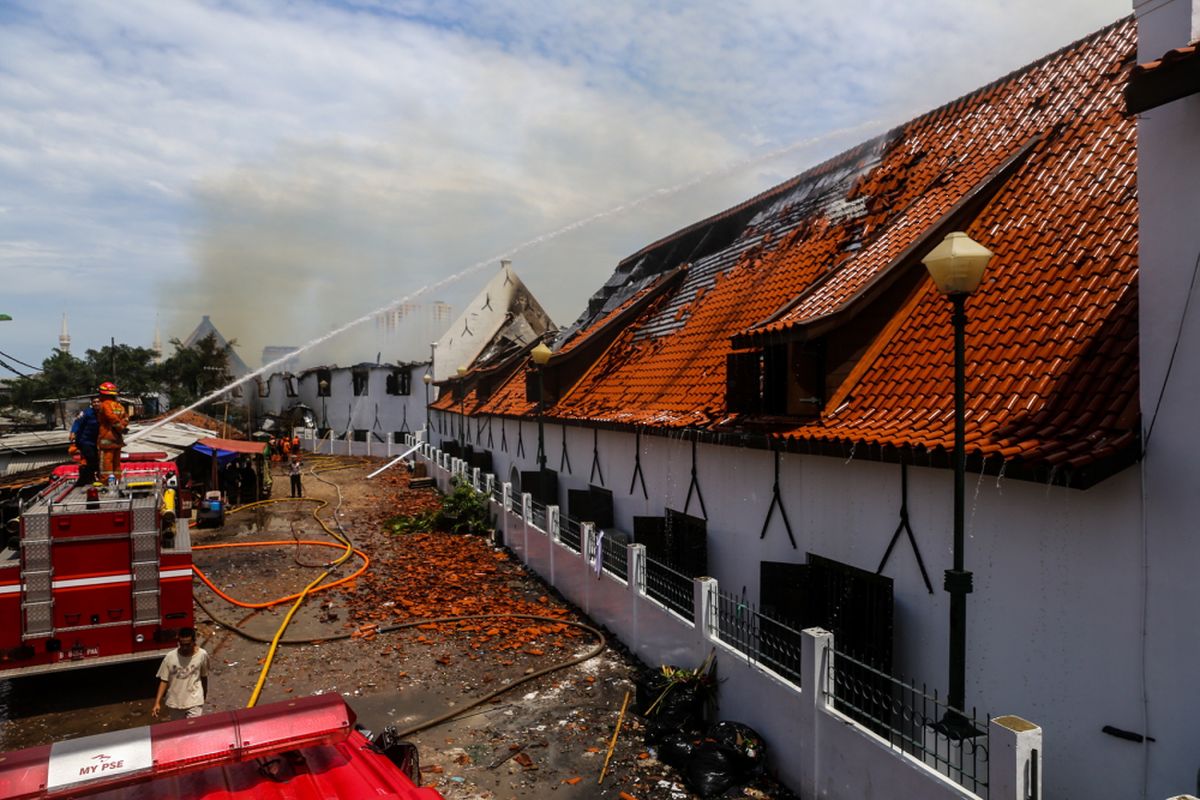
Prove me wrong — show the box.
[181,315,250,377]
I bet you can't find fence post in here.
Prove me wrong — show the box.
[989,715,1042,800]
[547,505,559,583]
[628,544,646,596]
[800,628,833,800]
[521,492,533,559]
[628,543,646,655]
[485,473,494,497]
[694,577,719,644]
[472,467,480,492]
[581,522,595,613]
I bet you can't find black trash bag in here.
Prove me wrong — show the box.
[646,683,706,742]
[657,732,700,769]
[638,668,707,742]
[684,742,743,798]
[707,720,766,777]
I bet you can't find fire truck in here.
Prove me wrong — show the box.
[0,694,445,799]
[0,457,193,677]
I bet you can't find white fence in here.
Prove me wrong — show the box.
[408,438,1041,800]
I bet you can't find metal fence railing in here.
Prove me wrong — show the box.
[711,590,804,686]
[560,516,582,552]
[529,499,548,531]
[827,647,990,797]
[644,556,693,620]
[599,532,629,582]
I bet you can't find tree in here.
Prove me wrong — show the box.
[5,350,95,408]
[159,333,238,409]
[84,343,161,396]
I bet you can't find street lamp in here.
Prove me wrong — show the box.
[318,379,329,432]
[921,231,993,735]
[457,365,467,448]
[423,372,433,442]
[531,342,553,503]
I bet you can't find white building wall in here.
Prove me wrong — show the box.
[444,414,1147,798]
[255,365,430,444]
[1135,0,1200,797]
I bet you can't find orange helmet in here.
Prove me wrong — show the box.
[98,381,118,396]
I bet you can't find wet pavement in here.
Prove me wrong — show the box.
[0,458,797,799]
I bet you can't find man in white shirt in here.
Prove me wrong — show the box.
[151,628,210,720]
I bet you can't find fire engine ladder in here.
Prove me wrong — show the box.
[130,493,161,625]
[20,505,54,639]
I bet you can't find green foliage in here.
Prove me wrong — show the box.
[158,333,237,409]
[6,350,95,407]
[84,343,162,396]
[437,478,493,536]
[385,510,437,535]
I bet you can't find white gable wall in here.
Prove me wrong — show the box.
[1135,0,1200,797]
[434,413,1149,798]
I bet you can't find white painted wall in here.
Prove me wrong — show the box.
[256,364,430,444]
[436,415,1149,798]
[414,441,1044,798]
[1135,0,1200,797]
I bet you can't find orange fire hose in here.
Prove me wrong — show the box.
[191,540,369,609]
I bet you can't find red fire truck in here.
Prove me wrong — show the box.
[0,458,192,677]
[0,694,445,799]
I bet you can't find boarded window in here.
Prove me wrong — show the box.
[386,370,411,396]
[726,350,762,414]
[352,370,369,396]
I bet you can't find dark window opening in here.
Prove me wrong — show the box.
[257,378,269,398]
[386,370,411,396]
[353,429,368,442]
[521,468,558,507]
[352,369,369,396]
[284,376,298,397]
[727,341,823,418]
[393,431,406,443]
[316,369,332,397]
[568,484,615,529]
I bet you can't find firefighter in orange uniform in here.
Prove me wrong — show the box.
[96,381,129,480]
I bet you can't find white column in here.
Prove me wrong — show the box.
[628,543,646,655]
[472,467,480,491]
[521,492,533,558]
[694,577,719,643]
[547,505,559,583]
[800,627,833,800]
[581,522,595,613]
[989,715,1042,800]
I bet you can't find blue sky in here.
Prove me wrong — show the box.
[0,0,1130,374]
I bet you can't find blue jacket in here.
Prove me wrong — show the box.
[71,406,99,447]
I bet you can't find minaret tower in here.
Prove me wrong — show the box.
[152,316,163,362]
[58,313,70,354]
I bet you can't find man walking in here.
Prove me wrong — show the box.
[289,454,303,498]
[152,627,210,720]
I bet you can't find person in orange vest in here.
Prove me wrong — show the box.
[96,381,129,481]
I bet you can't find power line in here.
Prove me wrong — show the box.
[0,348,40,372]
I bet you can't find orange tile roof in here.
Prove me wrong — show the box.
[1125,36,1200,113]
[477,18,1140,487]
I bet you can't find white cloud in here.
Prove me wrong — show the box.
[0,0,1130,369]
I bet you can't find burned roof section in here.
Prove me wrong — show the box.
[478,17,1139,488]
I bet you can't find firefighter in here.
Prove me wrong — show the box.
[96,381,129,481]
[69,399,101,487]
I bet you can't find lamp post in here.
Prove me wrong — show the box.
[921,231,993,735]
[423,372,433,442]
[318,378,329,433]
[531,343,552,502]
[457,365,467,448]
